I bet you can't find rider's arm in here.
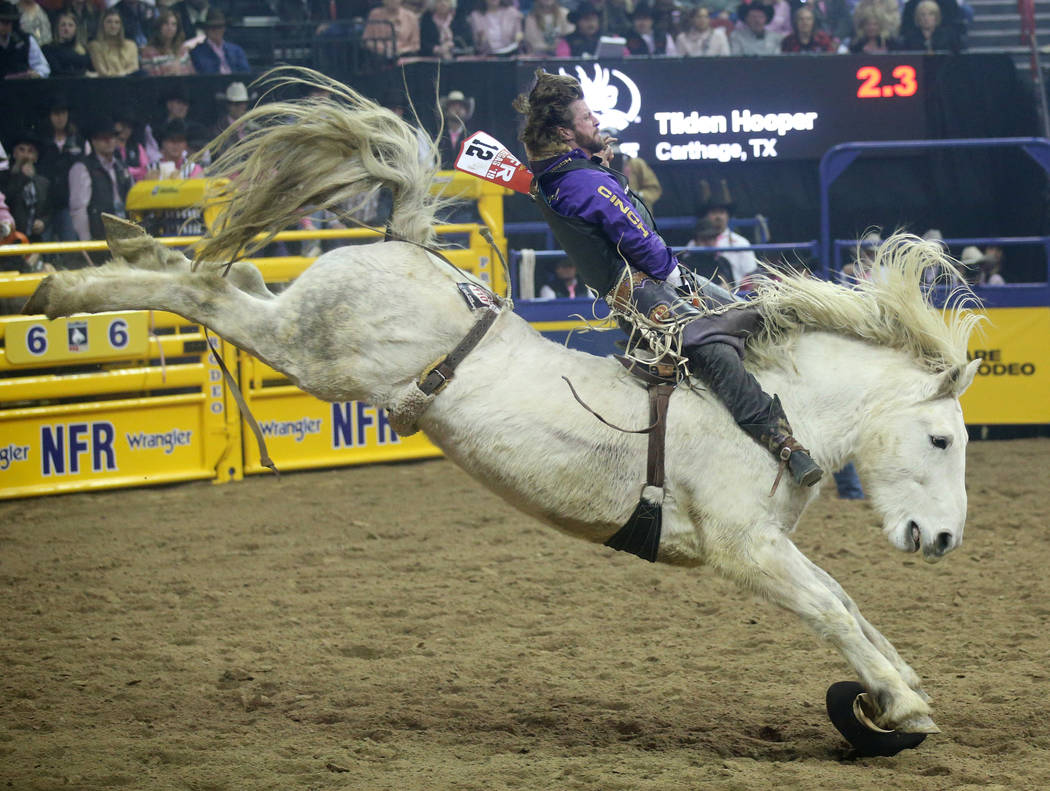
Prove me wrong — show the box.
[548,168,678,281]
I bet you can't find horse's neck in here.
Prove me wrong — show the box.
[758,333,925,471]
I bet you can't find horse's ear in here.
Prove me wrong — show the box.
[954,358,982,396]
[930,359,981,400]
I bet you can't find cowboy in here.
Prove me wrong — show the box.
[0,0,50,78]
[730,2,782,55]
[513,70,822,488]
[437,89,474,169]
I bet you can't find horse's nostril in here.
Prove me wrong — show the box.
[935,531,954,554]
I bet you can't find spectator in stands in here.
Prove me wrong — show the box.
[59,0,102,50]
[675,5,729,56]
[172,0,213,39]
[437,88,473,169]
[766,0,792,36]
[212,80,249,136]
[848,5,896,53]
[556,2,602,56]
[538,259,581,299]
[0,180,16,243]
[729,2,781,55]
[419,0,470,59]
[112,0,154,47]
[37,97,84,240]
[190,8,248,72]
[780,5,836,52]
[523,0,572,56]
[363,0,421,57]
[88,7,139,75]
[43,11,94,75]
[694,179,757,289]
[18,0,50,44]
[682,216,733,285]
[899,0,959,44]
[853,0,901,36]
[68,116,132,244]
[896,0,963,51]
[625,4,677,54]
[650,0,683,37]
[160,84,192,126]
[605,131,663,207]
[469,0,522,55]
[0,129,51,243]
[808,0,852,43]
[592,0,631,37]
[0,0,50,76]
[140,7,195,74]
[148,119,204,179]
[114,111,149,181]
[59,0,102,49]
[960,245,1005,286]
[579,0,625,37]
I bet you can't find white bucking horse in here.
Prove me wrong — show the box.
[23,69,983,752]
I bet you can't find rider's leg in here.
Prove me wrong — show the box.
[687,341,824,488]
[625,278,822,488]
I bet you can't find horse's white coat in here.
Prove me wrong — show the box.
[26,223,980,736]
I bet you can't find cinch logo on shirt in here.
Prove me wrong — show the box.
[596,185,650,238]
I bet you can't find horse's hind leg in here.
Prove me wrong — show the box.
[707,527,938,734]
[102,214,275,301]
[23,262,274,362]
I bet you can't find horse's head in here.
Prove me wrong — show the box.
[859,358,981,563]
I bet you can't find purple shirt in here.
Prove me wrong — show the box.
[532,149,678,282]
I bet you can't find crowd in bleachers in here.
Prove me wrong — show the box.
[0,0,974,84]
[0,0,978,270]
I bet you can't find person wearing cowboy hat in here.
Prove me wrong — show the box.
[729,1,782,54]
[190,8,249,73]
[693,179,757,287]
[0,128,51,243]
[0,0,50,78]
[68,116,132,247]
[210,81,256,156]
[960,245,1005,286]
[437,89,474,169]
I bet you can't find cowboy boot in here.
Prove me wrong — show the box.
[739,394,824,488]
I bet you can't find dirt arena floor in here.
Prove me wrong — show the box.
[2,437,1049,791]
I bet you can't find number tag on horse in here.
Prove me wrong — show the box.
[454,131,534,195]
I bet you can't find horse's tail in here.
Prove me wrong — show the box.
[193,66,443,264]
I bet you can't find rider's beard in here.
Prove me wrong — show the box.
[575,128,604,156]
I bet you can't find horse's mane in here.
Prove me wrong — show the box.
[746,235,983,374]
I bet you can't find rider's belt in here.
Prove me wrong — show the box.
[608,271,652,314]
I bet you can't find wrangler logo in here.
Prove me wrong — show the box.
[596,185,650,238]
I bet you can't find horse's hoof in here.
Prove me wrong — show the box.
[826,681,928,757]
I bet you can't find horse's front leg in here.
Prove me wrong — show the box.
[708,527,938,734]
[799,554,929,703]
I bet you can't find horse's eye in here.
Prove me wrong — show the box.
[930,436,950,450]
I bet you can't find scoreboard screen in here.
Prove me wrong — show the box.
[525,55,928,163]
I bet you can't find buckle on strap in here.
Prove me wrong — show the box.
[418,357,452,396]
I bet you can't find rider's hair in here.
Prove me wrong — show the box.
[512,70,583,158]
